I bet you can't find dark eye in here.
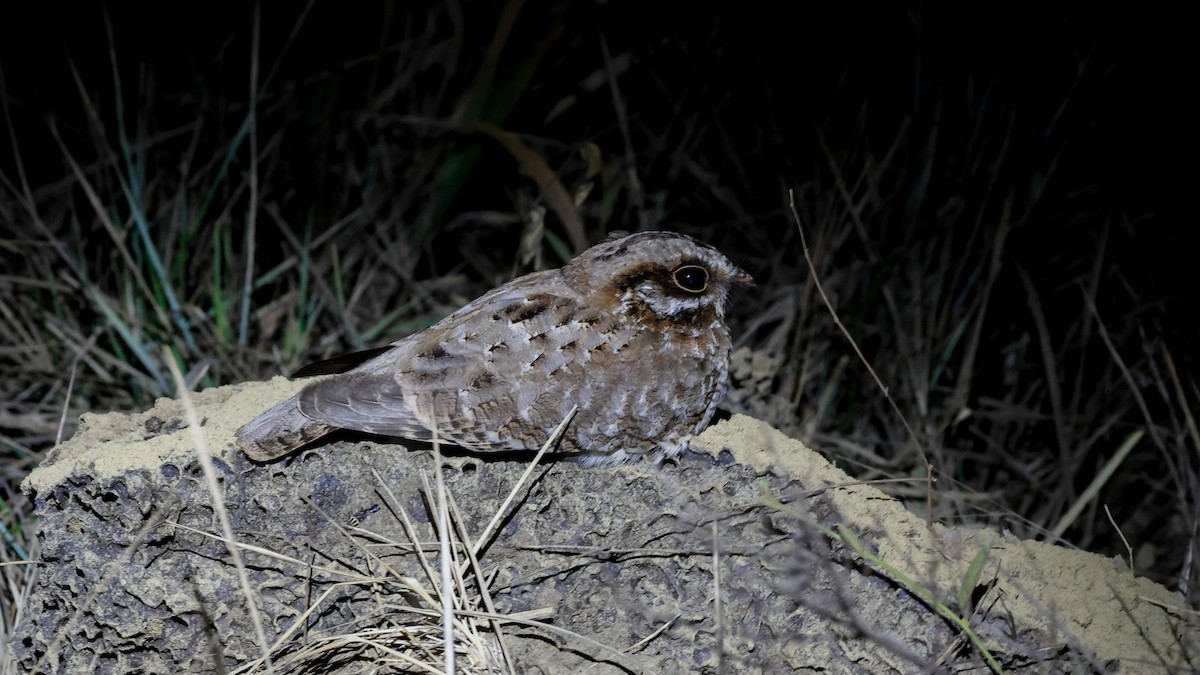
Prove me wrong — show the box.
[673,265,708,293]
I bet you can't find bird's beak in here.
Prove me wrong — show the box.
[732,268,755,289]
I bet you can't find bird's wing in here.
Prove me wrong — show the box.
[295,270,597,451]
[290,346,395,378]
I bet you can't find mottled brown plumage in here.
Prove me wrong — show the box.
[235,231,752,465]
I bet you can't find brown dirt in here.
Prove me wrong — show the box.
[12,378,1197,673]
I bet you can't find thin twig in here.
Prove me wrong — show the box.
[787,191,934,522]
[1104,504,1134,571]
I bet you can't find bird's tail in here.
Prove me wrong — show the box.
[235,396,333,461]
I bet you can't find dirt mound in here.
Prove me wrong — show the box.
[13,378,1195,673]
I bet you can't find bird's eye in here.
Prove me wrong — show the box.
[672,265,708,293]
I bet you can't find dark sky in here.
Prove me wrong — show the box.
[0,2,1186,243]
[3,3,1185,194]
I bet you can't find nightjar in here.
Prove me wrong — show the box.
[235,231,752,465]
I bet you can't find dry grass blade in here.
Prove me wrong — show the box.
[474,123,586,253]
[163,349,276,673]
[166,522,385,584]
[228,450,522,674]
[238,3,261,349]
[787,192,934,521]
[1052,429,1144,539]
[0,482,37,675]
[431,438,456,674]
[598,32,648,233]
[444,490,516,674]
[472,405,578,558]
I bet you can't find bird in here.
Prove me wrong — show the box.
[234,230,752,465]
